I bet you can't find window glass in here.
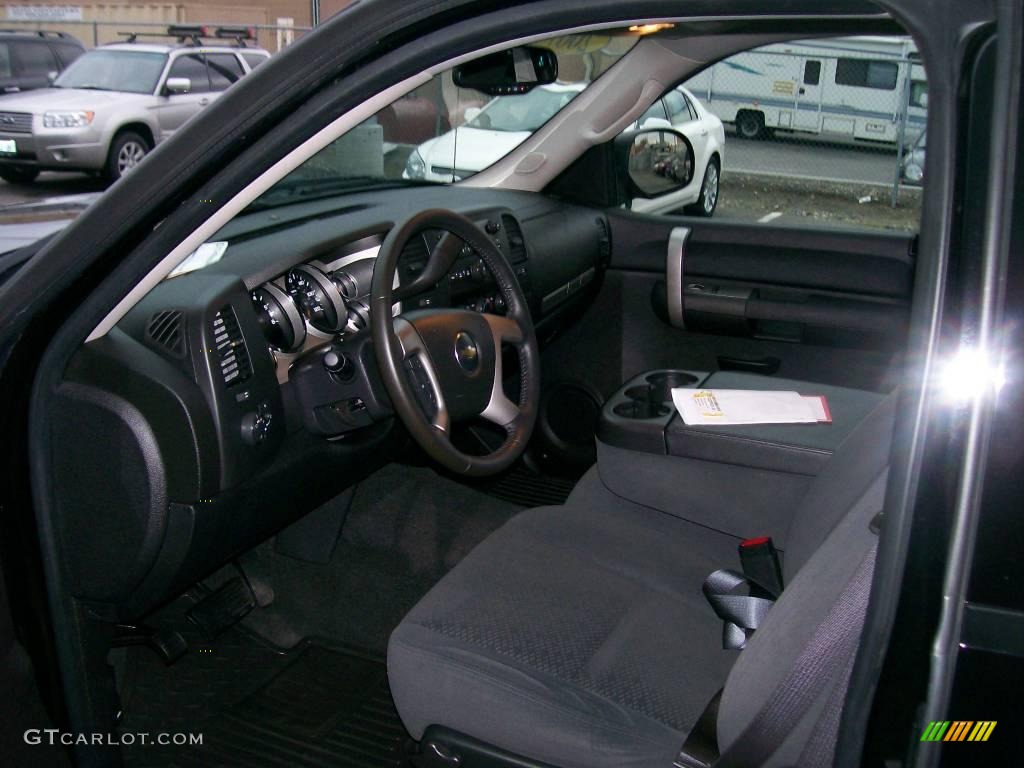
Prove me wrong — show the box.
[663,90,690,123]
[53,50,166,94]
[910,80,928,108]
[12,41,57,75]
[835,58,898,90]
[167,54,210,94]
[53,43,84,68]
[638,98,668,125]
[242,52,267,70]
[249,31,640,206]
[0,44,11,79]
[803,60,821,85]
[207,54,244,91]
[680,36,925,231]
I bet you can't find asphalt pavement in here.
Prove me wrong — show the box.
[0,172,105,207]
[723,127,900,185]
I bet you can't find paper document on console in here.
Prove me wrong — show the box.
[672,388,832,426]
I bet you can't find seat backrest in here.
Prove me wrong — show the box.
[716,393,897,764]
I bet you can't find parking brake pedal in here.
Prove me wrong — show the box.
[186,577,256,638]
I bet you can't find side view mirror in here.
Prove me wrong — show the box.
[463,107,482,123]
[46,71,58,85]
[453,46,557,96]
[615,128,696,199]
[165,77,191,95]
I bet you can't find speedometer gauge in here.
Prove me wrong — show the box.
[251,284,306,352]
[285,264,347,334]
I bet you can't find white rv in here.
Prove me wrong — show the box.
[683,36,926,144]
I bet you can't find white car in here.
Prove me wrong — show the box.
[405,83,725,216]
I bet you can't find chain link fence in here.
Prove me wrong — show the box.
[0,18,311,54]
[681,38,927,231]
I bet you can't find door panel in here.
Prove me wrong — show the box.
[540,209,914,401]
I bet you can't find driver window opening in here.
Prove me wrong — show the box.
[255,31,639,201]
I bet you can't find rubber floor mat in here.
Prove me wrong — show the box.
[121,633,411,767]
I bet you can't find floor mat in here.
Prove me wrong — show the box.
[121,632,410,767]
[238,463,523,653]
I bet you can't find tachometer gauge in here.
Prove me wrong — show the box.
[285,264,347,334]
[251,283,306,352]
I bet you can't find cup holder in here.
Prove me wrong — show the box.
[624,385,654,401]
[610,371,700,420]
[646,371,698,401]
[613,400,671,419]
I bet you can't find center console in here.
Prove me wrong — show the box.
[596,369,886,545]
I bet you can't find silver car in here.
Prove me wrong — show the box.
[0,27,269,185]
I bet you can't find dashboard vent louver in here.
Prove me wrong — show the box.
[145,309,187,359]
[595,216,611,265]
[502,215,528,263]
[212,305,252,388]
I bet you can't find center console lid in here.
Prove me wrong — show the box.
[598,370,884,477]
[665,372,884,476]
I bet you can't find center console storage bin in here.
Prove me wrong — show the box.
[595,370,886,544]
[665,371,884,475]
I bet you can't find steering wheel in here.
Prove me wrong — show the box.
[371,209,540,477]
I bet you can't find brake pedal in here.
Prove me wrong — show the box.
[186,577,256,638]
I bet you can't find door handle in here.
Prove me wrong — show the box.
[3,86,19,93]
[199,97,210,106]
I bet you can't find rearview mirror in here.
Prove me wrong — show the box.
[453,46,557,96]
[165,77,191,95]
[46,71,57,85]
[617,128,695,198]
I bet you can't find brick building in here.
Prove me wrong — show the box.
[1,1,357,51]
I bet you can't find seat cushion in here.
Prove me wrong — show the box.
[388,471,740,768]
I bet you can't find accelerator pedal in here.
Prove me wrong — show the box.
[187,576,256,638]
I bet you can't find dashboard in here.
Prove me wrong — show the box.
[56,187,609,616]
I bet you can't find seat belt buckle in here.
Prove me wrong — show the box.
[738,536,784,598]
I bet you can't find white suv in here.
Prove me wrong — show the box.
[0,25,269,185]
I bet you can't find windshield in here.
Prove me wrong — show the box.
[248,31,638,209]
[467,87,581,132]
[54,50,167,94]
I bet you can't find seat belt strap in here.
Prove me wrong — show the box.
[702,569,775,650]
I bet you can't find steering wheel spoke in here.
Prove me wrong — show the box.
[394,317,450,433]
[480,313,523,428]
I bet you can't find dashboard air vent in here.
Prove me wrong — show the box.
[145,309,187,359]
[212,305,252,388]
[502,215,528,263]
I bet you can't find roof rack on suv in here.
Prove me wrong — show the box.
[115,24,256,48]
[0,29,76,39]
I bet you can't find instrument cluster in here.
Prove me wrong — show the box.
[249,239,381,367]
